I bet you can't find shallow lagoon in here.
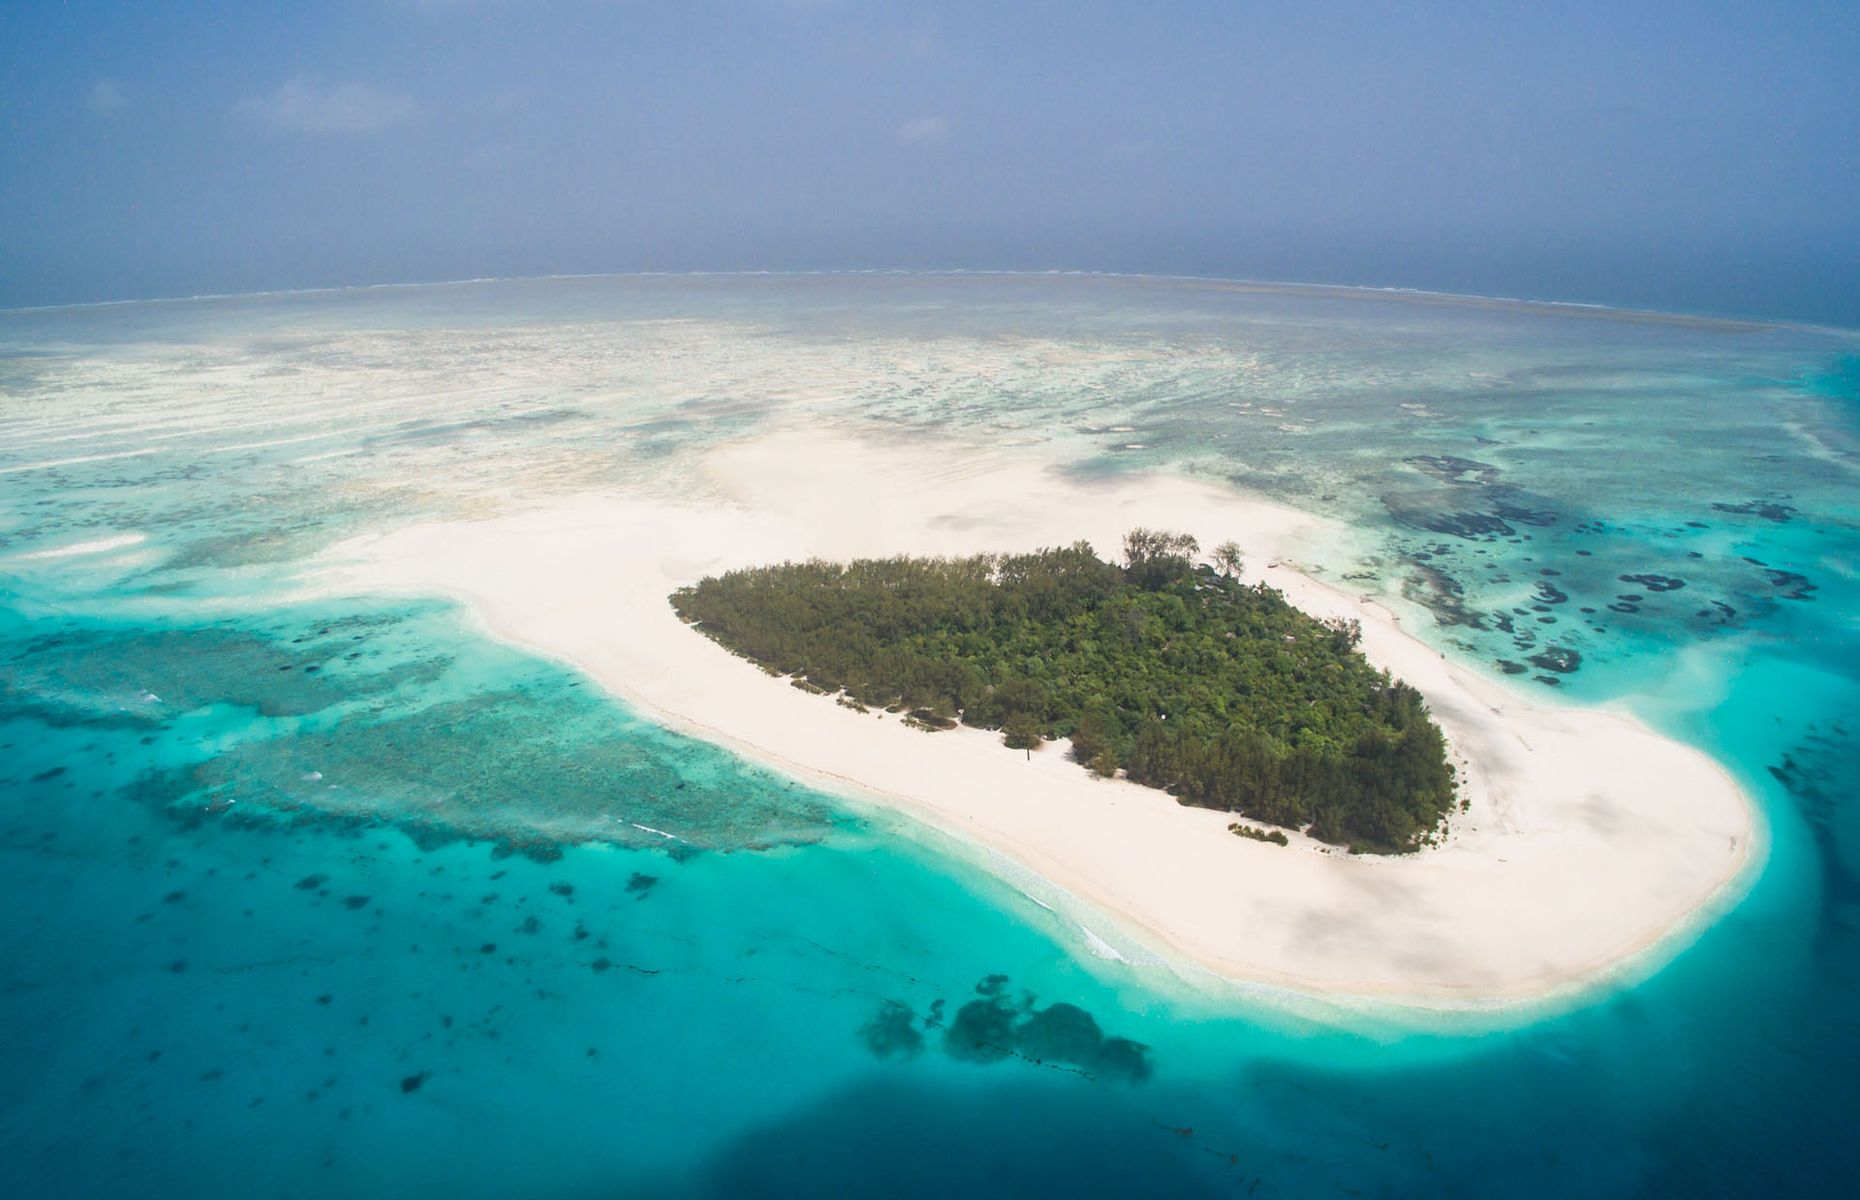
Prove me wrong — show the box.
[2,275,1856,1196]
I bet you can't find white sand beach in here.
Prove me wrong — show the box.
[313,428,1761,1009]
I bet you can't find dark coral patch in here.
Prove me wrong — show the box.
[912,976,1153,1083]
[1015,1003,1104,1066]
[1764,569,1816,600]
[1491,501,1558,528]
[1404,455,1502,485]
[1528,646,1581,674]
[944,996,1018,1064]
[1712,500,1796,523]
[859,1000,925,1059]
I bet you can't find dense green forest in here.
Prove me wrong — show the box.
[670,530,1457,853]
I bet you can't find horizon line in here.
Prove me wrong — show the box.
[2,266,1854,338]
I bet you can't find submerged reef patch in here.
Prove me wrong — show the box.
[37,603,853,856]
[1401,564,1486,630]
[1768,720,1860,950]
[1712,500,1798,523]
[1403,456,1504,487]
[1527,647,1582,675]
[1619,574,1685,593]
[859,1000,925,1059]
[1384,456,1560,544]
[1763,570,1817,601]
[861,975,1151,1084]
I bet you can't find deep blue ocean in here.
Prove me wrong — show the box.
[2,275,1856,1197]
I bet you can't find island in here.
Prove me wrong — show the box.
[317,427,1759,1007]
[671,530,1457,854]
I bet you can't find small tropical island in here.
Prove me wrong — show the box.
[325,428,1757,1001]
[671,529,1457,853]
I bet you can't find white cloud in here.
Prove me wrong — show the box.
[87,79,127,115]
[895,115,950,146]
[236,77,416,135]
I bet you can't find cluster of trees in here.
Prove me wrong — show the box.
[1230,822,1291,846]
[670,529,1456,853]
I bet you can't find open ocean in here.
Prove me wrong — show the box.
[2,274,1856,1197]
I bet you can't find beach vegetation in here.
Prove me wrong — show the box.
[1002,710,1045,750]
[1229,822,1290,846]
[670,533,1456,852]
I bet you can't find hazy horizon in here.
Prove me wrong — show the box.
[4,2,1857,327]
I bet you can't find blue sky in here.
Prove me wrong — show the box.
[3,1,1857,324]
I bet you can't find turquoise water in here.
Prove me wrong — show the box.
[3,276,1857,1196]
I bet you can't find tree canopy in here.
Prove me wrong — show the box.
[670,533,1457,853]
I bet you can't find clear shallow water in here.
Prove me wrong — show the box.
[2,275,1857,1196]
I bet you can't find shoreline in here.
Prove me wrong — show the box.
[309,427,1763,1012]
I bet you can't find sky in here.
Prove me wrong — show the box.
[3,1,1858,325]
